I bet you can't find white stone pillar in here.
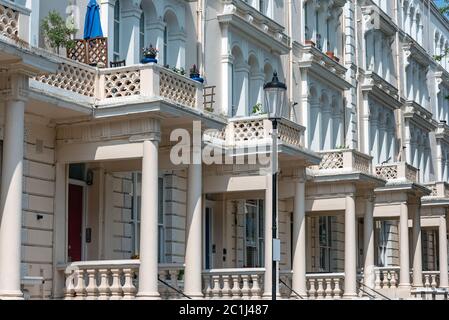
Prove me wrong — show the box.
[439,216,449,288]
[146,22,165,65]
[121,2,142,65]
[412,204,422,287]
[364,196,375,289]
[0,97,26,299]
[100,0,116,64]
[234,65,250,117]
[399,203,411,288]
[344,194,357,297]
[184,162,203,298]
[137,139,160,299]
[292,177,306,297]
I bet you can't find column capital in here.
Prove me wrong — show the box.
[292,167,307,182]
[0,72,29,102]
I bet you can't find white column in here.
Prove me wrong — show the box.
[0,98,25,299]
[121,2,142,65]
[235,65,250,117]
[184,162,203,298]
[344,195,357,298]
[146,22,165,65]
[100,0,116,63]
[399,203,411,288]
[292,178,306,297]
[221,24,233,117]
[137,140,160,299]
[439,216,449,288]
[364,196,375,289]
[412,204,422,287]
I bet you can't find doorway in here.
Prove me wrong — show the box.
[68,183,84,262]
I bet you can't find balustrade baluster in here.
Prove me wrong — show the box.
[382,270,389,288]
[85,269,98,299]
[222,275,232,299]
[316,279,325,299]
[324,278,333,299]
[64,269,75,300]
[231,275,241,299]
[390,271,397,288]
[333,278,342,299]
[74,269,86,300]
[424,274,430,288]
[250,274,261,300]
[122,268,137,299]
[97,269,110,300]
[241,275,250,300]
[203,275,212,299]
[374,269,382,289]
[308,279,316,299]
[211,275,221,299]
[110,268,123,300]
[431,274,437,288]
[169,270,180,299]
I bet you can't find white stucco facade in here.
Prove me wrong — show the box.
[0,0,448,300]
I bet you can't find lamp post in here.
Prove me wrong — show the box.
[263,72,287,301]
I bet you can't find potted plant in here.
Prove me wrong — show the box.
[252,103,263,115]
[189,64,204,83]
[326,51,335,59]
[141,44,158,63]
[41,10,77,55]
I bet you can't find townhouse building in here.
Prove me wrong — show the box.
[0,0,448,300]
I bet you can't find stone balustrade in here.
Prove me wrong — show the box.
[422,271,440,289]
[33,59,204,110]
[0,0,29,43]
[202,268,264,299]
[306,273,345,299]
[224,115,305,149]
[158,264,185,299]
[62,260,185,300]
[375,162,419,183]
[312,149,372,175]
[423,182,449,198]
[374,267,400,289]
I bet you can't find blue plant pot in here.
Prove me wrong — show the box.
[141,57,157,64]
[190,75,204,83]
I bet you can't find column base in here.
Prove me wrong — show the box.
[136,292,161,300]
[262,293,281,300]
[342,293,358,300]
[0,290,24,300]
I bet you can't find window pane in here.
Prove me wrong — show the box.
[69,163,85,181]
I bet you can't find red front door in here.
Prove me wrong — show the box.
[68,184,83,262]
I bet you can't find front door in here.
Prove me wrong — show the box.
[68,184,83,262]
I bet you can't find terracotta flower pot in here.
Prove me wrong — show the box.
[305,39,316,46]
[326,51,335,58]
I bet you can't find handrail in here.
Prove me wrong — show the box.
[279,278,304,299]
[158,276,191,300]
[358,282,391,300]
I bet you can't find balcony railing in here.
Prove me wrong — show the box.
[0,0,30,43]
[33,57,205,111]
[62,260,184,300]
[202,268,264,299]
[423,182,449,198]
[280,271,346,299]
[67,37,108,66]
[375,162,419,183]
[225,115,305,149]
[374,267,400,290]
[311,149,373,175]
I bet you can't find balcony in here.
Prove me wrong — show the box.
[294,41,350,91]
[218,0,290,54]
[403,100,437,131]
[375,162,419,183]
[311,149,373,176]
[423,182,449,198]
[0,0,29,44]
[361,70,401,108]
[224,115,305,149]
[31,55,211,115]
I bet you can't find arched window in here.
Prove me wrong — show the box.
[140,11,145,60]
[163,24,168,66]
[113,0,121,61]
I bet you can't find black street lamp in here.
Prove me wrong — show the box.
[263,72,287,301]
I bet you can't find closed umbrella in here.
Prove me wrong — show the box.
[84,0,103,40]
